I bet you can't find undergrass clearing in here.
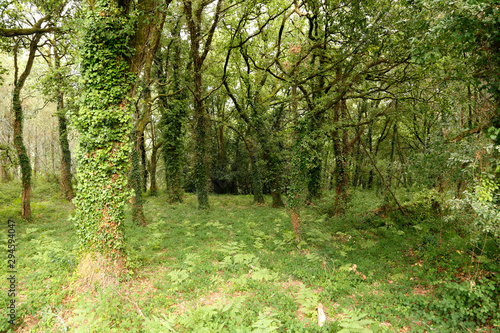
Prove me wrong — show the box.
[1,182,499,332]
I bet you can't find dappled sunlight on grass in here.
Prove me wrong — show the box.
[0,184,498,332]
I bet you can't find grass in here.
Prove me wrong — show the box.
[0,182,499,332]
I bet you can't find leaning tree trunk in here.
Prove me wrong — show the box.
[13,34,41,220]
[130,129,147,225]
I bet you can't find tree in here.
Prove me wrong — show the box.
[128,0,167,225]
[73,0,135,268]
[11,18,46,220]
[1,1,71,217]
[37,33,76,201]
[156,16,188,203]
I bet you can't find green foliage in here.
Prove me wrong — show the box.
[338,310,374,333]
[2,181,498,332]
[0,182,74,331]
[467,177,500,240]
[447,175,500,246]
[71,0,135,257]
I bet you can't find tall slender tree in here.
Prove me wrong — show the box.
[183,0,224,209]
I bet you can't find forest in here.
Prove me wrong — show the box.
[0,0,499,331]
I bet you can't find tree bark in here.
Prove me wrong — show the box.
[332,101,350,215]
[12,33,42,220]
[129,0,168,223]
[183,0,223,209]
[149,141,162,196]
[158,22,186,203]
[130,134,146,225]
[53,39,74,201]
[140,131,148,193]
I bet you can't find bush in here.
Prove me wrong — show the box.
[423,277,500,330]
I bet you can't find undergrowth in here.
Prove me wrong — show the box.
[0,183,498,332]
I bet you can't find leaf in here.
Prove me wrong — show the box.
[251,268,276,281]
[167,269,189,284]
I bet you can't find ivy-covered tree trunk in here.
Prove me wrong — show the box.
[130,130,146,226]
[73,1,135,267]
[192,72,210,209]
[13,34,41,220]
[183,0,223,209]
[306,115,323,202]
[54,41,74,201]
[140,131,148,193]
[128,0,166,224]
[249,149,264,204]
[149,141,162,196]
[161,98,185,203]
[288,83,306,240]
[332,101,350,215]
[158,22,186,203]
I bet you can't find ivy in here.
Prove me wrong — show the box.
[72,0,135,259]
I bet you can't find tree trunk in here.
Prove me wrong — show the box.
[149,141,161,196]
[130,133,146,225]
[387,122,397,189]
[53,41,74,201]
[140,131,148,193]
[73,0,163,268]
[183,0,223,209]
[306,116,323,201]
[332,101,350,215]
[158,22,185,203]
[12,34,41,220]
[288,82,304,240]
[193,71,210,209]
[249,150,264,204]
[366,123,374,189]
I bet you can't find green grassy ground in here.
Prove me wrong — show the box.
[0,181,498,332]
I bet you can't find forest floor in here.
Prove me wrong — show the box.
[0,181,499,332]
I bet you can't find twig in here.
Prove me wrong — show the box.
[123,294,146,318]
[39,311,67,333]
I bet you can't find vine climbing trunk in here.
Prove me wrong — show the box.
[53,39,74,201]
[12,34,41,220]
[149,140,161,196]
[183,0,223,209]
[129,0,167,224]
[249,150,264,204]
[288,82,305,240]
[140,131,148,193]
[332,100,350,215]
[73,1,136,269]
[158,22,186,203]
